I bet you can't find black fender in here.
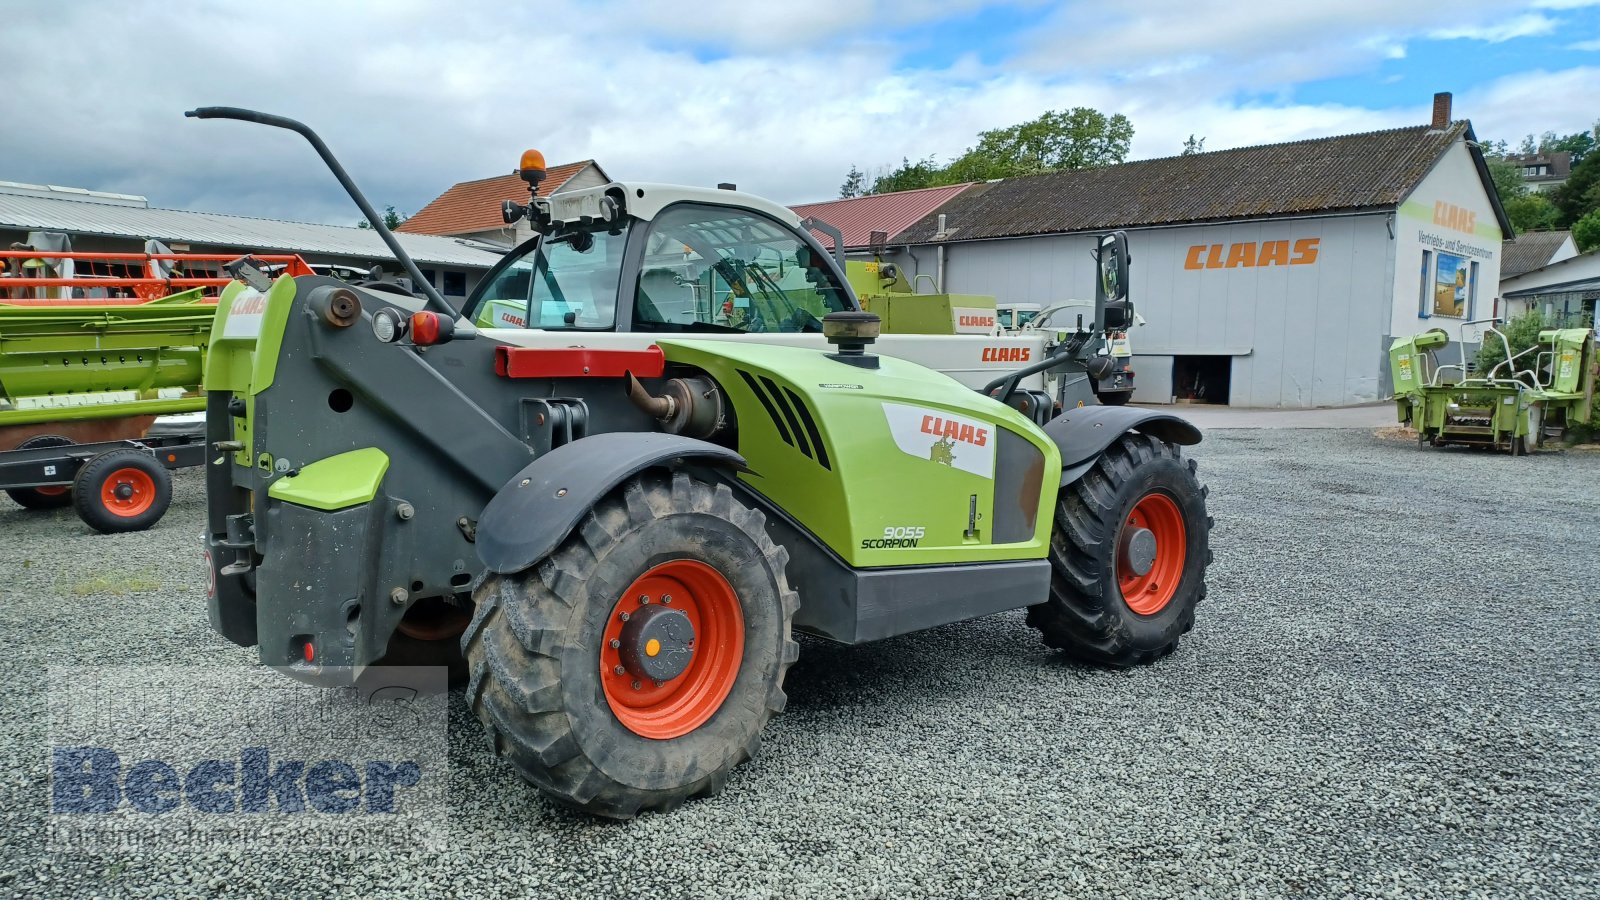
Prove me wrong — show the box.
[475,432,747,575]
[1042,405,1202,487]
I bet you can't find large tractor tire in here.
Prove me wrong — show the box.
[71,448,172,534]
[1027,432,1211,667]
[464,470,799,818]
[4,434,76,510]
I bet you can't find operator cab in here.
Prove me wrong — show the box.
[463,185,856,336]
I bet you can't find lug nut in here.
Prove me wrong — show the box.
[610,639,621,649]
[661,594,672,604]
[619,611,630,622]
[631,681,642,690]
[614,665,626,676]
[639,594,650,605]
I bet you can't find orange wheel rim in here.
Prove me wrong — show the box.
[100,467,156,517]
[601,559,744,740]
[1117,492,1186,616]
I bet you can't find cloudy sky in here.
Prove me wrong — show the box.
[4,0,1599,227]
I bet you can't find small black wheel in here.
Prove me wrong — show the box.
[464,470,798,818]
[1027,432,1212,667]
[5,434,77,509]
[1097,390,1133,407]
[71,448,172,534]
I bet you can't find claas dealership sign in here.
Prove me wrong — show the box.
[1184,238,1320,270]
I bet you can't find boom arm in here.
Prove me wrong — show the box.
[184,106,455,317]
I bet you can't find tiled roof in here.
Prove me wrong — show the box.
[398,161,598,237]
[790,184,975,250]
[0,193,503,268]
[898,123,1497,243]
[1501,230,1572,279]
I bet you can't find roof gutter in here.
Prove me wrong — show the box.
[901,207,1395,248]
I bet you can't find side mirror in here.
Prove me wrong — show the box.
[1096,232,1130,305]
[1095,231,1132,332]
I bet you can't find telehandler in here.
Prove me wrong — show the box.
[190,108,1212,818]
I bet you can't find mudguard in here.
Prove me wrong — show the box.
[1043,405,1202,486]
[475,433,747,575]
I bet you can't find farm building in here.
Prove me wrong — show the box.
[831,94,1511,407]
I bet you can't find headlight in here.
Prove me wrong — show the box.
[372,307,408,343]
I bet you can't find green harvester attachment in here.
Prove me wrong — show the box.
[1391,322,1597,454]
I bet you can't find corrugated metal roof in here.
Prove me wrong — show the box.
[1501,230,1572,279]
[398,161,600,237]
[897,123,1494,244]
[791,184,974,250]
[0,193,504,268]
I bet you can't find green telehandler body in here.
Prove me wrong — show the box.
[190,108,1213,818]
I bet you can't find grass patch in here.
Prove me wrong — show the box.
[60,569,162,598]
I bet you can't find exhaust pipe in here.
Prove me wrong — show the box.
[625,372,725,440]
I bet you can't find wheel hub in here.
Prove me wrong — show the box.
[619,604,695,682]
[1119,526,1157,576]
[114,482,134,501]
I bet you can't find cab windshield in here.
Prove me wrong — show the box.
[466,228,626,330]
[633,205,850,333]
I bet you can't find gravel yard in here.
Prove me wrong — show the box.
[1,428,1596,899]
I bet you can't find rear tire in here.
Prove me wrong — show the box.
[463,470,798,818]
[5,435,76,509]
[71,448,172,534]
[1027,432,1211,667]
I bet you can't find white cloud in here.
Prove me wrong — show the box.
[0,0,1592,229]
[1570,37,1600,49]
[1429,13,1557,42]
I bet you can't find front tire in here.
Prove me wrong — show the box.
[71,448,172,533]
[463,470,798,818]
[1027,432,1211,667]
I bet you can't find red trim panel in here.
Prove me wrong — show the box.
[494,345,666,379]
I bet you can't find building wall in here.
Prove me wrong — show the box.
[1388,140,1504,344]
[920,211,1396,407]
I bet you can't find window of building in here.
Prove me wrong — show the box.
[1418,250,1433,318]
[418,268,436,288]
[442,270,467,297]
[1433,252,1469,318]
[1467,261,1480,320]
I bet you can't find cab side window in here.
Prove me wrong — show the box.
[633,205,848,333]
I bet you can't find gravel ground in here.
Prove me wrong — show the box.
[1,428,1597,899]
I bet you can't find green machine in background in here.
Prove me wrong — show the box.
[844,259,998,335]
[1391,321,1597,454]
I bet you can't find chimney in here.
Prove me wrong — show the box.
[1431,92,1452,131]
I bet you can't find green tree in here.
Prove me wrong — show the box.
[943,108,1134,182]
[839,165,866,199]
[1544,127,1597,166]
[358,205,409,230]
[1503,192,1562,233]
[1572,207,1600,252]
[1181,134,1206,156]
[1485,155,1528,203]
[1551,152,1600,227]
[869,156,951,194]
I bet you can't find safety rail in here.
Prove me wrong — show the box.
[0,250,313,305]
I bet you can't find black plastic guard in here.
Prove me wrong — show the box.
[1043,405,1202,486]
[475,433,747,575]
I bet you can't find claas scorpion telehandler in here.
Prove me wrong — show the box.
[190,108,1212,818]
